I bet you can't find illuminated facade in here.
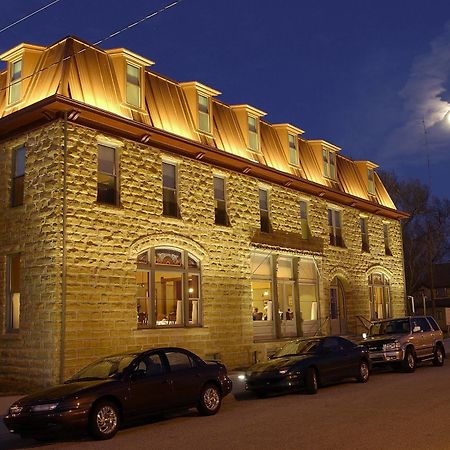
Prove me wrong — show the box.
[0,37,408,388]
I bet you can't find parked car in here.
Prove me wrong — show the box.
[245,336,370,396]
[4,347,232,441]
[361,316,445,372]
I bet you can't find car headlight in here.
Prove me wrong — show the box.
[383,341,401,351]
[9,405,23,416]
[30,403,59,412]
[279,368,290,375]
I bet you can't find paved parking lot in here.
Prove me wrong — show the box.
[1,355,450,450]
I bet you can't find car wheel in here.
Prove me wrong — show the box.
[89,400,120,440]
[401,348,416,372]
[305,367,318,394]
[433,345,445,367]
[197,383,222,416]
[356,359,370,383]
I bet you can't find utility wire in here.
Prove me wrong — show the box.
[0,0,184,94]
[0,0,63,34]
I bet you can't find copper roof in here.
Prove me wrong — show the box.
[0,36,405,218]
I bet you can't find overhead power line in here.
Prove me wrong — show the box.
[0,0,64,35]
[0,0,184,94]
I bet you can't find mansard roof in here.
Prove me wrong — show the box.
[0,36,407,219]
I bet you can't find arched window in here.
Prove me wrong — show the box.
[368,273,391,320]
[136,247,201,328]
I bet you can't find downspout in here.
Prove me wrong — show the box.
[60,113,68,383]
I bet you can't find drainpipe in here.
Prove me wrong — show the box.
[60,113,68,383]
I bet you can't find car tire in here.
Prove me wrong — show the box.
[305,367,318,395]
[197,383,222,416]
[89,400,120,440]
[433,344,445,367]
[401,348,416,372]
[356,359,370,383]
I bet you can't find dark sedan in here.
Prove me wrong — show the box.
[4,347,232,440]
[245,336,370,396]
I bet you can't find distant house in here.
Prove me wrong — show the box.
[0,36,408,388]
[414,263,450,332]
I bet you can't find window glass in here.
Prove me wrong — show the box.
[136,271,149,326]
[259,189,270,232]
[126,63,141,107]
[7,254,21,330]
[322,337,343,352]
[328,209,343,247]
[155,271,183,325]
[360,217,369,252]
[136,354,164,377]
[427,316,440,331]
[162,162,178,217]
[251,280,273,320]
[248,116,258,151]
[299,201,308,238]
[251,253,272,276]
[383,224,392,255]
[299,259,316,282]
[278,258,293,279]
[214,176,228,225]
[166,351,193,372]
[188,274,200,324]
[97,145,117,204]
[368,168,375,194]
[288,134,298,165]
[9,59,22,104]
[198,94,210,133]
[12,147,25,207]
[300,284,318,321]
[155,248,182,266]
[413,317,432,332]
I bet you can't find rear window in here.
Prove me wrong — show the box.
[427,316,441,331]
[166,351,194,372]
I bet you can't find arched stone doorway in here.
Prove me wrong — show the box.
[329,276,348,334]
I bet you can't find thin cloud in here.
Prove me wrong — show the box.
[383,21,450,163]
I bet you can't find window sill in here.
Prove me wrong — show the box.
[136,325,204,331]
[95,201,123,210]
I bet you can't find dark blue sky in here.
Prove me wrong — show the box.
[2,0,450,200]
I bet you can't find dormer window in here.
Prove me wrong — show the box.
[9,59,22,104]
[323,148,336,180]
[198,93,211,133]
[126,63,141,108]
[248,115,259,152]
[368,168,375,195]
[288,133,299,165]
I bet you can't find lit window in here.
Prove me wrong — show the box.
[328,209,343,247]
[259,189,271,232]
[360,217,369,252]
[368,168,375,195]
[7,254,20,331]
[214,176,228,226]
[323,148,336,180]
[126,63,141,108]
[9,59,22,105]
[383,223,392,256]
[198,94,211,133]
[299,200,309,238]
[248,115,259,151]
[162,162,178,217]
[97,145,118,205]
[136,247,201,328]
[11,146,25,207]
[368,273,391,320]
[288,133,299,165]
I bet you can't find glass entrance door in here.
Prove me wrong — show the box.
[277,281,297,337]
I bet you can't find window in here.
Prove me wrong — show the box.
[97,145,118,205]
[360,217,369,252]
[412,317,432,333]
[162,162,178,217]
[322,148,336,180]
[136,247,201,328]
[288,133,299,165]
[259,188,271,232]
[368,168,375,195]
[6,254,20,330]
[198,93,211,133]
[11,146,25,207]
[126,63,141,108]
[9,59,22,104]
[368,273,391,320]
[328,209,343,247]
[165,351,194,371]
[383,223,392,256]
[214,176,228,225]
[299,200,309,238]
[248,115,259,151]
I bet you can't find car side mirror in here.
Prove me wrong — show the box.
[362,332,367,339]
[413,326,421,333]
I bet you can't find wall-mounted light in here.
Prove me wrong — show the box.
[242,167,252,174]
[195,152,205,160]
[67,110,80,121]
[140,134,151,143]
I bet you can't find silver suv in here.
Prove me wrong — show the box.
[362,316,445,372]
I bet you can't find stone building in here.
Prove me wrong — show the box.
[0,37,408,388]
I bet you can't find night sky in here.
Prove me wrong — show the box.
[2,0,450,201]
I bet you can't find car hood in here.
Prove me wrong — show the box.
[361,335,405,345]
[248,355,313,374]
[15,379,115,406]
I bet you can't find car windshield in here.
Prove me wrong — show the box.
[273,339,321,358]
[67,354,137,382]
[369,319,411,336]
